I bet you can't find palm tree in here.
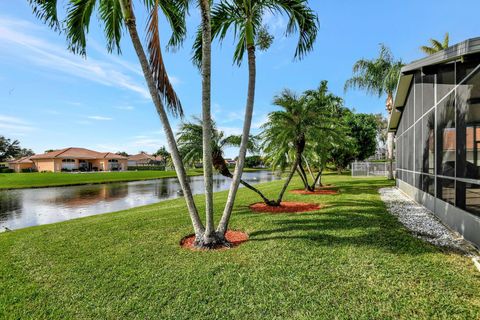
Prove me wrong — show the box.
[261,90,308,204]
[177,119,275,204]
[420,33,449,55]
[261,84,339,204]
[197,0,216,246]
[193,0,319,236]
[344,44,403,180]
[27,0,208,245]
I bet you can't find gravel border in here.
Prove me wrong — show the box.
[379,187,478,256]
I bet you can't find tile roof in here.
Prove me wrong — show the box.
[30,147,127,160]
[8,156,33,164]
[128,152,162,161]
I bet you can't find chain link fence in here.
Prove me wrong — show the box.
[351,161,396,177]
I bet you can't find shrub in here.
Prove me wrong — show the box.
[128,166,166,171]
[0,168,14,173]
[21,168,38,173]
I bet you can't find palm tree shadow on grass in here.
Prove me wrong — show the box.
[244,196,455,256]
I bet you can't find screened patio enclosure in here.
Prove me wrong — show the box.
[389,37,480,248]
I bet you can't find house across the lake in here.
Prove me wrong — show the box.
[127,152,164,167]
[389,37,480,248]
[8,147,128,172]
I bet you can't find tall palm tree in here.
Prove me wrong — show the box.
[27,0,208,244]
[177,119,275,204]
[344,44,403,180]
[197,0,216,246]
[420,32,449,55]
[193,0,319,236]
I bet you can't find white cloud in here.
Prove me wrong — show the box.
[115,106,135,111]
[88,116,112,121]
[0,16,150,99]
[262,11,287,36]
[252,113,269,129]
[218,126,243,136]
[0,114,36,135]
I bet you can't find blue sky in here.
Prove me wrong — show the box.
[1,1,479,158]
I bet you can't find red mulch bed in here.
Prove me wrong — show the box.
[180,230,248,250]
[249,201,322,213]
[289,189,339,195]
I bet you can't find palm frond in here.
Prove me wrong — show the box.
[266,0,319,60]
[146,0,183,117]
[420,45,438,55]
[430,39,443,51]
[27,0,60,31]
[443,32,449,49]
[65,0,97,56]
[98,0,123,54]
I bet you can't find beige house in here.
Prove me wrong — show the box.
[9,147,128,172]
[8,156,36,172]
[127,152,164,167]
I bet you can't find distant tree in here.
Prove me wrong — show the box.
[18,148,35,158]
[374,113,388,150]
[420,32,449,55]
[154,146,170,158]
[347,113,378,161]
[44,149,55,153]
[116,151,130,157]
[344,44,403,179]
[0,136,21,161]
[245,155,263,168]
[329,137,356,174]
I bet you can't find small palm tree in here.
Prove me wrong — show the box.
[420,32,449,55]
[262,83,339,205]
[177,119,275,204]
[193,0,319,233]
[27,0,209,245]
[344,44,403,179]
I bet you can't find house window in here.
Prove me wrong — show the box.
[61,159,76,170]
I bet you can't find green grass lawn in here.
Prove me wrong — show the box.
[0,170,204,189]
[1,174,479,319]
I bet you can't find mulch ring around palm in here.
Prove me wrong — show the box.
[289,188,339,195]
[249,201,322,214]
[180,230,249,251]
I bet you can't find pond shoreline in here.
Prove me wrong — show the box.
[0,168,269,190]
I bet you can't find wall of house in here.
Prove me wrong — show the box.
[9,163,34,173]
[34,159,57,172]
[395,53,480,249]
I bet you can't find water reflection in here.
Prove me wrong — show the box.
[0,171,280,231]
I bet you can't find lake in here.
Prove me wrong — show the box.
[0,170,280,231]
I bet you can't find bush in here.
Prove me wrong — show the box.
[128,166,166,171]
[21,168,38,173]
[0,168,14,173]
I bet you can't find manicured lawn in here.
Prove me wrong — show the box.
[1,174,479,319]
[0,170,203,189]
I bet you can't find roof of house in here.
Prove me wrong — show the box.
[388,37,480,133]
[8,156,33,164]
[128,152,162,162]
[30,147,127,160]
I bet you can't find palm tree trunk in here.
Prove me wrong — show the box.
[302,155,315,180]
[217,44,256,237]
[121,1,204,238]
[310,168,323,190]
[199,0,216,245]
[296,167,309,190]
[275,155,300,205]
[386,92,394,180]
[297,161,313,191]
[213,153,273,205]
